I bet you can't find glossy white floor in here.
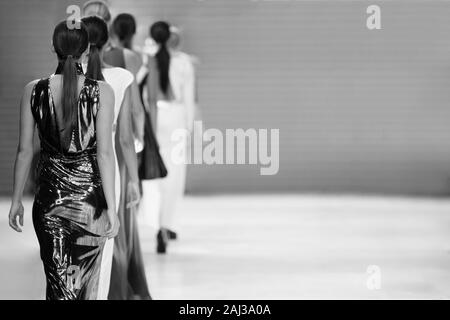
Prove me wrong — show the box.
[0,194,449,300]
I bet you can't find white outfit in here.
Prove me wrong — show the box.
[140,51,196,230]
[157,100,187,229]
[96,67,134,300]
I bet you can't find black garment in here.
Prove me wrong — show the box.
[138,110,168,180]
[137,73,167,180]
[31,68,109,300]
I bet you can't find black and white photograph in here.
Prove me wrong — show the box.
[0,0,449,308]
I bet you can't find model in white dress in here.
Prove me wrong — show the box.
[157,51,195,228]
[96,67,134,299]
[145,21,196,253]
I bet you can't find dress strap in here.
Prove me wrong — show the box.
[87,77,100,108]
[30,78,50,117]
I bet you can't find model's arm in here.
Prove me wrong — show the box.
[124,49,145,142]
[9,80,38,232]
[118,86,140,208]
[96,81,118,238]
[130,80,145,143]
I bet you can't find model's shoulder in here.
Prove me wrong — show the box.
[23,78,42,95]
[123,48,142,63]
[26,78,41,87]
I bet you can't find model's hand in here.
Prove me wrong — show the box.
[126,180,141,209]
[9,201,24,232]
[135,138,144,153]
[105,212,120,239]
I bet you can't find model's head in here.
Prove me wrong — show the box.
[52,20,89,61]
[82,16,108,50]
[150,21,171,96]
[82,0,111,23]
[112,13,136,49]
[150,21,171,46]
[52,20,89,149]
[82,16,108,80]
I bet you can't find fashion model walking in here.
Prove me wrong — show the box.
[8,21,117,299]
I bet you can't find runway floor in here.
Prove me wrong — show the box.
[0,194,449,299]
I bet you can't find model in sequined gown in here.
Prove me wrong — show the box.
[8,21,118,300]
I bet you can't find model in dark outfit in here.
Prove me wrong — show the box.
[31,63,109,300]
[138,74,168,180]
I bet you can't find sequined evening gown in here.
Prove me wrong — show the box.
[31,64,110,300]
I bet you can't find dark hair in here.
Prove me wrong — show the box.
[150,21,171,96]
[52,20,89,149]
[82,16,108,81]
[112,13,136,49]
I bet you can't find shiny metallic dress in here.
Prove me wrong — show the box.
[31,64,109,300]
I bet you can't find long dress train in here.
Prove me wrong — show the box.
[96,67,134,299]
[108,134,151,300]
[103,48,152,299]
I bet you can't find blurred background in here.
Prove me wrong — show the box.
[1,0,450,195]
[0,0,449,300]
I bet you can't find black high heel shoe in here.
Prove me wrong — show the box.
[157,229,168,254]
